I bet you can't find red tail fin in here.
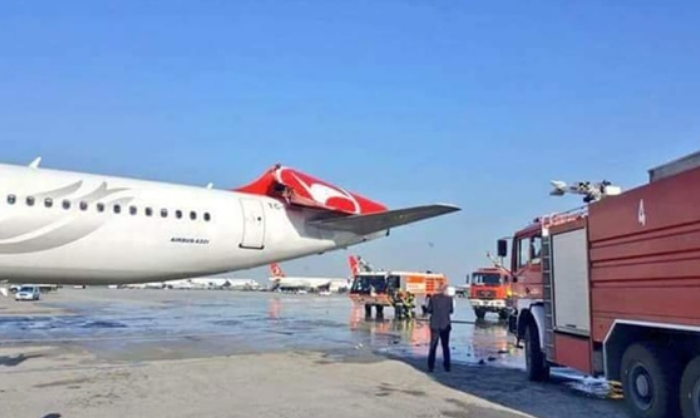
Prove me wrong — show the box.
[234,165,387,215]
[348,255,359,275]
[269,263,285,278]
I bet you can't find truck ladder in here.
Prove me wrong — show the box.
[541,235,555,360]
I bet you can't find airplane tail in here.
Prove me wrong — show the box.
[234,165,460,233]
[269,263,285,279]
[348,255,359,276]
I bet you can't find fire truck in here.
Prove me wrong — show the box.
[498,150,700,418]
[467,266,512,320]
[348,257,448,318]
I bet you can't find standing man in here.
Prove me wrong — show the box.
[426,284,454,372]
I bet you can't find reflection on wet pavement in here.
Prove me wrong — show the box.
[0,291,519,367]
[0,290,609,397]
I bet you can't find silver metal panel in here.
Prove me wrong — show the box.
[552,228,590,335]
[648,150,700,183]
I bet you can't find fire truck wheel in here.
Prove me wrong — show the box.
[524,322,549,381]
[620,342,681,418]
[474,308,486,320]
[680,356,700,418]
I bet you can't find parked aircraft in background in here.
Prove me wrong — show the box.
[0,158,459,291]
[269,257,352,292]
[121,276,261,290]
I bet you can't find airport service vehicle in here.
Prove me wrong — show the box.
[349,268,449,318]
[0,158,459,291]
[14,285,40,301]
[454,283,469,298]
[467,266,511,320]
[498,150,700,418]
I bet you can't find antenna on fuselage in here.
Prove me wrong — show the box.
[549,179,622,203]
[29,157,42,169]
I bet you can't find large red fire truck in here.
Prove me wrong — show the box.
[498,150,700,418]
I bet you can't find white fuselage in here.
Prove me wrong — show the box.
[271,276,349,291]
[0,163,384,286]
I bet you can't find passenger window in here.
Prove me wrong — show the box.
[26,196,35,206]
[175,210,182,219]
[114,204,121,214]
[190,211,197,220]
[161,209,168,218]
[7,194,16,204]
[44,198,53,208]
[80,201,88,211]
[145,207,153,217]
[129,206,137,215]
[62,200,71,209]
[204,212,211,222]
[97,203,105,212]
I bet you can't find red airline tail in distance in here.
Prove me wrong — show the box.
[269,263,285,278]
[348,255,359,275]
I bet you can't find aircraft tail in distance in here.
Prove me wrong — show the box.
[348,255,359,276]
[269,263,285,279]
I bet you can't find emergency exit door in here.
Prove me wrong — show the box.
[239,199,266,250]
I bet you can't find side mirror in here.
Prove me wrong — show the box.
[497,239,508,258]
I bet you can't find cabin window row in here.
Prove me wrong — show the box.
[5,194,212,222]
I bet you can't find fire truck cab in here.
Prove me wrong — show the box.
[467,266,512,320]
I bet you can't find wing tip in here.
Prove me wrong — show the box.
[433,203,461,211]
[421,203,461,214]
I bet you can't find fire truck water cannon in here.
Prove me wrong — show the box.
[549,180,622,203]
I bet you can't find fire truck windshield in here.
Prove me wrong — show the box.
[350,275,387,294]
[471,273,502,286]
[350,274,400,294]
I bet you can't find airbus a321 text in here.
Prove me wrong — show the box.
[0,159,460,287]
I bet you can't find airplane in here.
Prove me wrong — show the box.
[268,256,357,293]
[0,158,460,291]
[268,254,373,293]
[164,276,260,290]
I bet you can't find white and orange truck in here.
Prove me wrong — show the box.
[498,150,700,418]
[347,255,449,319]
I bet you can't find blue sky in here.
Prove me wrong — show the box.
[2,0,700,284]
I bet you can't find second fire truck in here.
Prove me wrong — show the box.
[467,266,512,320]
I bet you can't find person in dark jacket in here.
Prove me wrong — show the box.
[426,284,454,372]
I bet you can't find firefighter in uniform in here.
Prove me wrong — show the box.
[405,292,416,319]
[393,290,406,320]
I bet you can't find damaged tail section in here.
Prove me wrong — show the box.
[235,164,461,236]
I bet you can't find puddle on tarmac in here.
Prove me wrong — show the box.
[0,290,608,397]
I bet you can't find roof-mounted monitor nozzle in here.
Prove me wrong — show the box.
[550,180,622,203]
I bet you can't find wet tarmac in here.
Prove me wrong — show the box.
[0,288,611,398]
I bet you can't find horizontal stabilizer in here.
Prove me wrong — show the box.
[307,204,460,236]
